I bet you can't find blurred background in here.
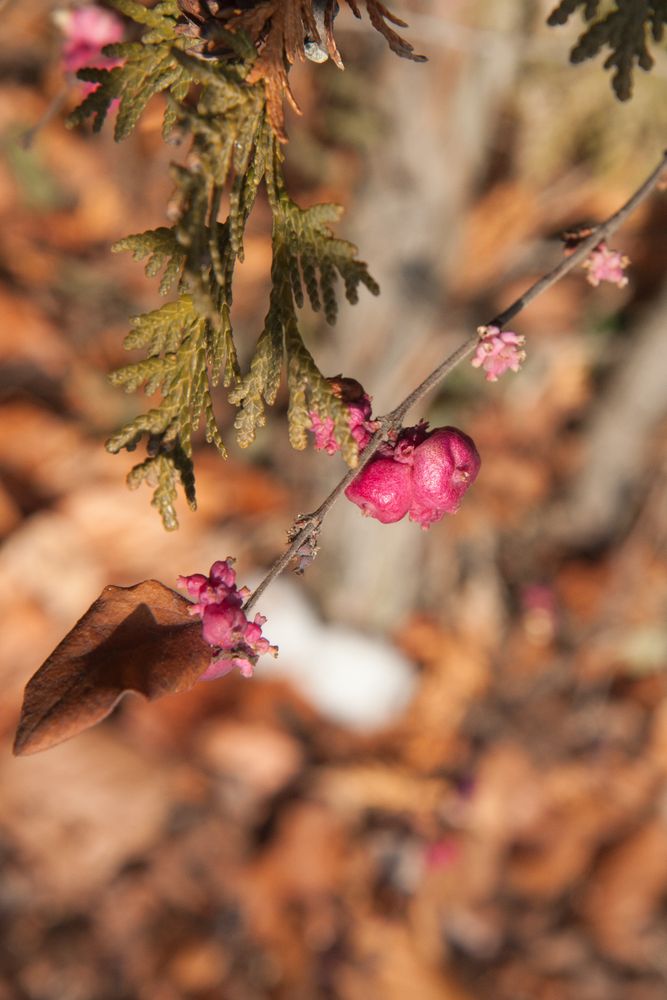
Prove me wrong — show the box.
[1,1,667,997]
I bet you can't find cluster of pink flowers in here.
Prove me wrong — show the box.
[177,559,277,680]
[56,4,124,92]
[310,376,377,455]
[345,422,481,529]
[471,326,526,383]
[582,241,629,288]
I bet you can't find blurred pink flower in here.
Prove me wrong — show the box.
[57,4,124,93]
[423,837,460,871]
[520,583,558,644]
[582,242,629,288]
[471,326,526,383]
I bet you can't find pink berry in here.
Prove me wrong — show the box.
[345,456,413,524]
[410,427,480,525]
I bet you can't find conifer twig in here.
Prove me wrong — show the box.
[244,149,667,612]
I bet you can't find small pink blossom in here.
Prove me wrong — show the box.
[178,559,277,681]
[309,413,338,454]
[471,326,526,383]
[56,5,124,93]
[177,557,245,612]
[582,242,629,288]
[347,403,375,450]
[520,583,558,644]
[310,376,376,455]
[176,572,209,600]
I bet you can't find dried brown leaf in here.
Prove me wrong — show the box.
[13,580,211,756]
[246,14,300,141]
[581,819,667,966]
[228,0,307,138]
[231,0,423,137]
[345,0,426,60]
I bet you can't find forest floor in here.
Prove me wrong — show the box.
[1,3,666,999]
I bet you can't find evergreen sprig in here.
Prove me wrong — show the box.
[68,0,201,138]
[112,227,187,296]
[81,0,379,527]
[277,200,381,325]
[229,196,379,466]
[548,0,667,99]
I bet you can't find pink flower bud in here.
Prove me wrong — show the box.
[208,559,237,590]
[200,601,247,648]
[347,402,375,450]
[345,424,481,527]
[176,572,208,600]
[409,426,480,526]
[310,375,376,454]
[344,455,413,524]
[309,413,337,454]
[198,656,254,682]
[389,421,430,463]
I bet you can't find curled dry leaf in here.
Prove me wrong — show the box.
[192,0,424,139]
[13,580,211,756]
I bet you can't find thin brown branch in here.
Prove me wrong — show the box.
[244,149,667,613]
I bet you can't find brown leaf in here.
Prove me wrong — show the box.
[13,580,211,756]
[580,819,667,966]
[345,0,426,61]
[243,0,305,140]
[232,0,424,138]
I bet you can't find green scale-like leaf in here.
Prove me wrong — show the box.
[68,0,199,139]
[230,195,378,463]
[127,450,193,532]
[548,0,667,99]
[277,199,380,324]
[112,228,186,296]
[285,319,359,468]
[106,294,233,527]
[74,2,380,527]
[229,309,284,449]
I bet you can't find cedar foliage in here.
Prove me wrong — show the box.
[69,0,661,529]
[548,0,667,99]
[69,0,408,528]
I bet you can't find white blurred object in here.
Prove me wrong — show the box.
[251,577,417,731]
